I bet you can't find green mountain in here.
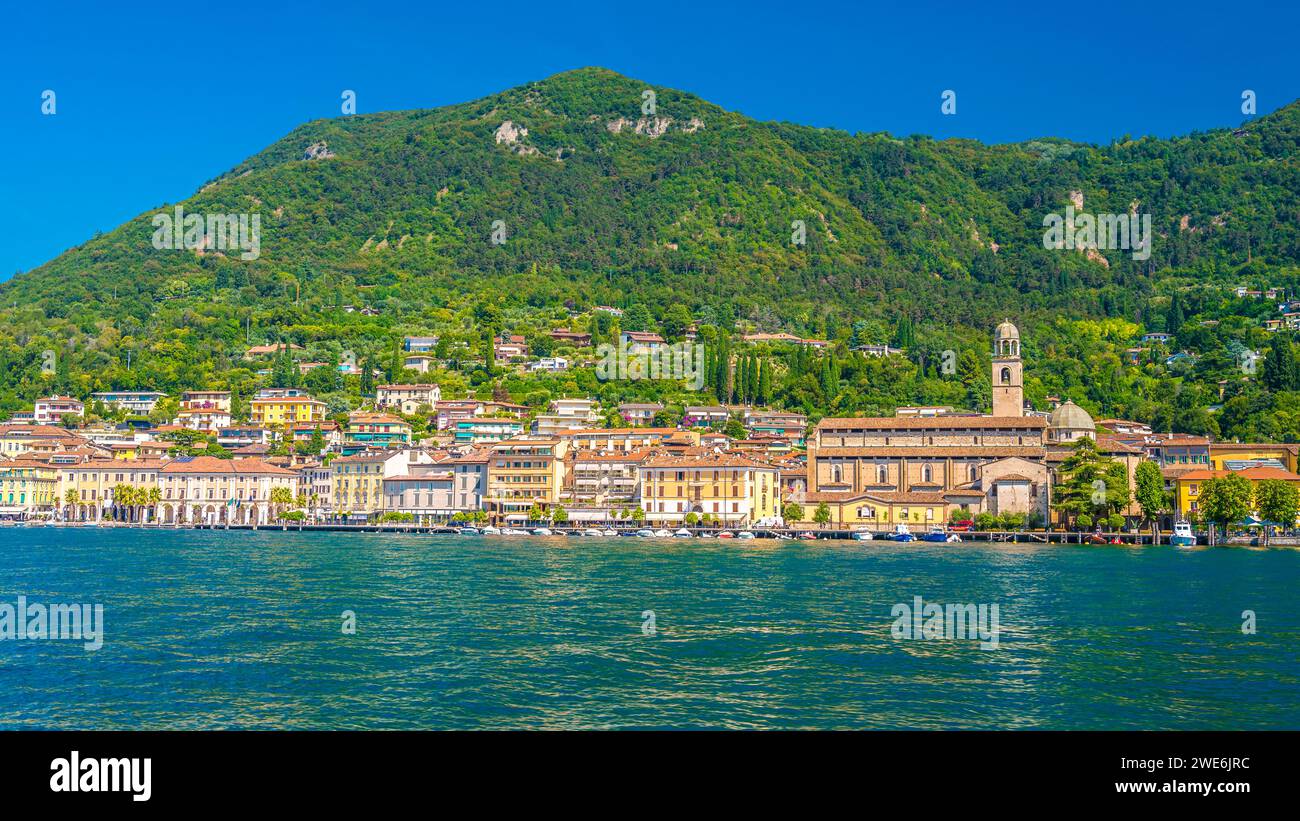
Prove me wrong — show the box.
[3,67,1300,438]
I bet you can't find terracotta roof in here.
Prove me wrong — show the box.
[1176,467,1300,482]
[642,452,775,470]
[815,446,1044,458]
[993,473,1032,482]
[817,416,1046,430]
[160,456,296,476]
[1210,442,1300,454]
[570,449,653,463]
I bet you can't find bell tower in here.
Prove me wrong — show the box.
[991,319,1023,417]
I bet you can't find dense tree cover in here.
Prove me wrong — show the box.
[1,68,1299,438]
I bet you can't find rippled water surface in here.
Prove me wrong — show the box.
[1,528,1297,729]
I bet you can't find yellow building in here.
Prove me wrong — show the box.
[800,490,960,530]
[1208,443,1299,473]
[249,396,326,425]
[59,458,167,521]
[639,452,779,526]
[485,438,569,523]
[0,456,60,519]
[330,449,429,521]
[1175,466,1300,521]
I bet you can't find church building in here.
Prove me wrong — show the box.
[804,320,1104,528]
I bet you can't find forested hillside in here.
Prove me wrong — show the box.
[3,67,1299,439]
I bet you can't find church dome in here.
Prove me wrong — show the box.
[994,319,1020,341]
[1049,400,1095,433]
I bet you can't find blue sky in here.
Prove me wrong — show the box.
[1,0,1296,278]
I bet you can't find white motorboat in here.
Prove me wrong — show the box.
[1171,520,1197,547]
[531,527,553,536]
[653,529,672,538]
[673,528,693,538]
[635,528,655,537]
[735,531,756,539]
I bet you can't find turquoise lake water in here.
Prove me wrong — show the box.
[1,528,1297,729]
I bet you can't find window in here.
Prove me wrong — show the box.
[1000,367,1011,384]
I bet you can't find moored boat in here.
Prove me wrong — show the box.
[851,529,873,541]
[920,526,949,543]
[458,526,480,535]
[735,531,755,539]
[635,528,655,537]
[891,523,915,542]
[1170,521,1197,547]
[531,527,553,536]
[673,528,693,538]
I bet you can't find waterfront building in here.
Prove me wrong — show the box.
[33,396,85,425]
[638,451,780,526]
[1209,443,1299,474]
[59,458,166,521]
[375,383,441,412]
[157,456,299,526]
[566,449,649,507]
[449,449,489,514]
[382,465,458,522]
[331,449,432,521]
[0,455,60,519]
[90,391,167,415]
[807,321,1053,524]
[298,461,332,518]
[484,438,569,524]
[1175,466,1300,523]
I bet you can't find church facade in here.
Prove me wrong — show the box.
[804,320,1110,528]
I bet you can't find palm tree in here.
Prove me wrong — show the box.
[63,488,79,522]
[270,486,295,522]
[146,486,162,524]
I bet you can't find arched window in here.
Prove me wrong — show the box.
[877,465,888,484]
[969,464,978,482]
[831,464,842,484]
[922,465,933,483]
[1000,367,1011,384]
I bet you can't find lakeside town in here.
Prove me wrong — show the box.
[2,319,1297,543]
